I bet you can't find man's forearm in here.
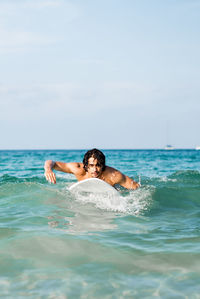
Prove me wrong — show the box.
[124,176,140,190]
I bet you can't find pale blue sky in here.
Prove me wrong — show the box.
[0,0,200,149]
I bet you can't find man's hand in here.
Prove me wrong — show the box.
[130,181,140,190]
[134,182,141,189]
[44,160,56,184]
[45,169,56,184]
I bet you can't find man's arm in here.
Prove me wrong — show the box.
[111,169,140,190]
[119,174,140,190]
[44,160,81,184]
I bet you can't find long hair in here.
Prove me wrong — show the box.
[83,148,106,171]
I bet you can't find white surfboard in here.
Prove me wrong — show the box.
[69,178,120,197]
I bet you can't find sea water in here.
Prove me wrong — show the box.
[0,149,200,298]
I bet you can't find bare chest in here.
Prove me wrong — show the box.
[75,172,115,186]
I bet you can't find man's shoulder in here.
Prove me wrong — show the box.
[103,166,124,184]
[104,166,121,174]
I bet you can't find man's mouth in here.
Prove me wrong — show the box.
[92,172,99,177]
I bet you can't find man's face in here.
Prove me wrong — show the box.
[87,157,103,178]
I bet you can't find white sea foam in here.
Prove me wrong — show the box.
[56,173,74,179]
[159,176,177,182]
[0,278,10,287]
[70,186,153,215]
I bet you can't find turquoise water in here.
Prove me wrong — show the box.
[1,149,200,298]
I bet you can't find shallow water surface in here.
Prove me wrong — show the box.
[1,149,200,298]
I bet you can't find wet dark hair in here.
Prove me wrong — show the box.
[83,148,106,171]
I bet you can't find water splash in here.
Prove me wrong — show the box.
[68,186,154,216]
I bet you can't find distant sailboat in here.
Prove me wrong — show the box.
[164,145,175,150]
[164,121,175,150]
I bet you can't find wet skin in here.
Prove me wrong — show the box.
[44,157,140,190]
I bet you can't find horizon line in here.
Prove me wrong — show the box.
[0,148,198,151]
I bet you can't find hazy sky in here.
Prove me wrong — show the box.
[0,0,200,149]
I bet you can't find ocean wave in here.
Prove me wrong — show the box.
[0,174,74,185]
[168,170,200,185]
[148,172,200,213]
[1,171,200,216]
[0,174,44,184]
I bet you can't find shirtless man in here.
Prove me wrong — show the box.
[44,148,140,190]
